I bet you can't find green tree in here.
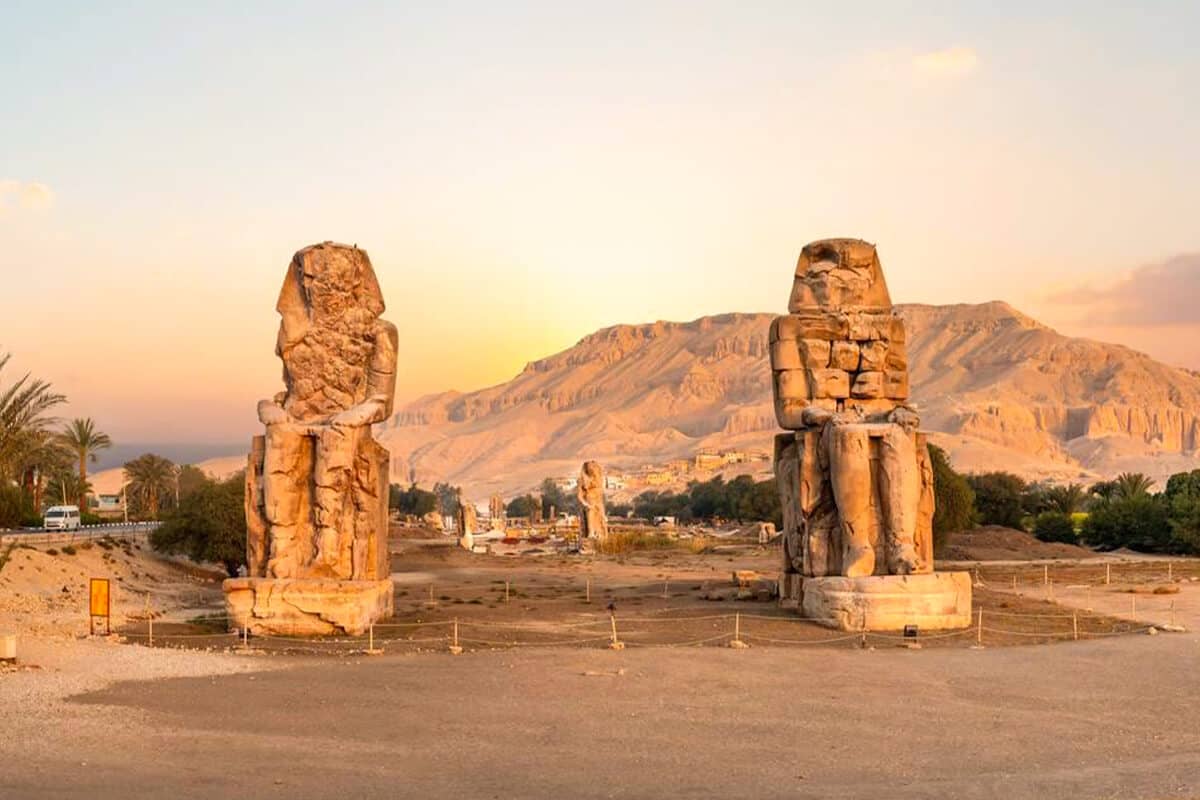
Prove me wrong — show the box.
[390,483,438,516]
[506,493,536,518]
[0,352,67,484]
[177,464,212,501]
[1164,469,1200,555]
[1033,511,1076,543]
[57,417,112,512]
[1113,472,1155,501]
[433,482,461,516]
[539,478,578,517]
[124,453,177,519]
[1081,495,1170,552]
[966,472,1027,529]
[929,444,977,552]
[151,471,246,576]
[1043,483,1086,515]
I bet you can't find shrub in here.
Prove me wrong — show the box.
[45,548,58,556]
[1033,512,1076,543]
[151,471,246,576]
[1081,495,1170,552]
[928,445,976,552]
[967,472,1027,529]
[0,484,34,529]
[597,532,675,555]
[60,545,77,555]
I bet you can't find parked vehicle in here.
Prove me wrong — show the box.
[43,505,82,531]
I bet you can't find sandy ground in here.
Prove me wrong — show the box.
[3,532,1200,798]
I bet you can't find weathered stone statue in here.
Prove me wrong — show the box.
[577,460,608,547]
[488,493,505,531]
[224,242,397,635]
[771,239,970,630]
[456,495,477,550]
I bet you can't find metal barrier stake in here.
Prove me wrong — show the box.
[586,578,591,603]
[505,581,510,604]
[1072,610,1078,641]
[1105,563,1111,585]
[976,608,983,646]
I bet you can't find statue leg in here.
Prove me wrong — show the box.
[262,423,308,579]
[878,425,921,574]
[826,424,875,577]
[313,423,358,578]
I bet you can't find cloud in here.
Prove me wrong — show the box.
[1048,253,1200,326]
[912,46,979,79]
[0,180,55,212]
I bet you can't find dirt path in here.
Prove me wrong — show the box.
[2,632,1197,799]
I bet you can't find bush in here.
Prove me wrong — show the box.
[967,472,1027,529]
[597,532,675,555]
[929,445,976,552]
[151,471,246,576]
[1033,511,1076,543]
[45,548,58,556]
[1081,495,1170,552]
[61,545,77,555]
[0,484,34,529]
[81,513,105,526]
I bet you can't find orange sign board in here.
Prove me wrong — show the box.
[89,578,110,618]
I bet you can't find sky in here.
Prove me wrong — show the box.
[2,1,1198,445]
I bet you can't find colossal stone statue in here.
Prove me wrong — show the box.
[456,495,477,550]
[577,460,608,548]
[223,242,397,635]
[488,493,505,531]
[771,239,970,630]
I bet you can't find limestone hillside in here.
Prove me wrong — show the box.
[379,302,1200,500]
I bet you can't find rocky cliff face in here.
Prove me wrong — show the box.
[380,304,1200,497]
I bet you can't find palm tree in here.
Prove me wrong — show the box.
[123,453,177,519]
[0,352,66,482]
[13,429,73,512]
[58,417,112,512]
[1114,472,1155,501]
[1045,483,1086,515]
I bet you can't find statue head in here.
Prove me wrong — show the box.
[276,242,384,347]
[273,242,388,421]
[788,238,892,312]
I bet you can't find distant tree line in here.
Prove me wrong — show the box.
[389,481,462,517]
[958,466,1200,555]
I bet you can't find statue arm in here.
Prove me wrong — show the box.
[257,398,290,425]
[329,320,398,427]
[367,320,399,418]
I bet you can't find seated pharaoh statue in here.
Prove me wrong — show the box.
[223,242,397,636]
[771,239,970,630]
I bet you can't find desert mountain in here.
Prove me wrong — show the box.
[378,302,1200,500]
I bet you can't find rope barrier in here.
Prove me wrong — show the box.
[741,632,861,645]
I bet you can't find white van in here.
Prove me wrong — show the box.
[43,505,82,531]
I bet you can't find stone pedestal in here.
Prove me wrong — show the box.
[800,572,972,631]
[223,577,394,637]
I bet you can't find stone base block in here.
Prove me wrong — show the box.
[801,572,971,631]
[223,577,394,637]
